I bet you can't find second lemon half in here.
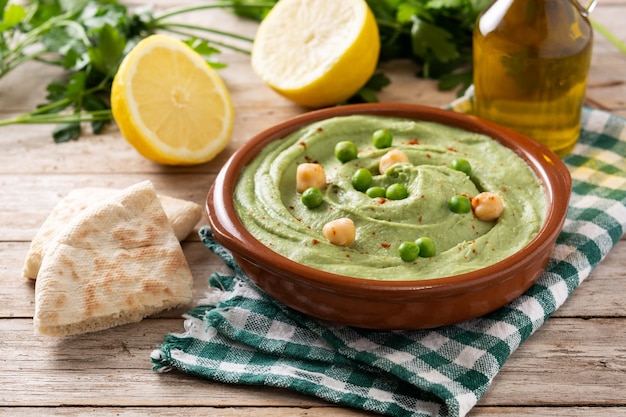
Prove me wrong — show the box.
[111,34,234,165]
[251,0,380,108]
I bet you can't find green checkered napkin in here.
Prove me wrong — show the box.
[152,104,626,417]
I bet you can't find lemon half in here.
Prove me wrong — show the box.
[111,34,234,165]
[251,0,380,108]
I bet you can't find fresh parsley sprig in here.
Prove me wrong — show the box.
[230,0,493,97]
[0,0,268,142]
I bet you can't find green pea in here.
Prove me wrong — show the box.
[415,237,436,258]
[335,141,358,163]
[386,183,408,200]
[398,241,420,262]
[301,187,323,209]
[449,195,471,213]
[366,186,386,198]
[372,129,393,149]
[450,159,471,176]
[351,168,372,192]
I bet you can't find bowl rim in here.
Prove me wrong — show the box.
[207,102,571,298]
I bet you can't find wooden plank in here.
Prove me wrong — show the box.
[0,408,369,417]
[554,238,626,317]
[473,408,626,417]
[478,318,626,406]
[1,318,624,408]
[1,406,626,417]
[584,4,626,114]
[0,319,320,407]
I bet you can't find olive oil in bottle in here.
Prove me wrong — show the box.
[473,0,594,157]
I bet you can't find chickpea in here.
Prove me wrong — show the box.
[296,163,326,193]
[379,149,409,174]
[471,192,504,221]
[322,218,356,247]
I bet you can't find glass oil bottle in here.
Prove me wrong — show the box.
[473,0,596,157]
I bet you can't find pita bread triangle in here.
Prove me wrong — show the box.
[34,180,194,337]
[23,187,202,280]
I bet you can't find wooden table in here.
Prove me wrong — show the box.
[2,1,625,416]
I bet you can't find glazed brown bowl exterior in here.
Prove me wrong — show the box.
[206,103,571,330]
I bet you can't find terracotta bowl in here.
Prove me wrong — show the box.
[206,103,571,329]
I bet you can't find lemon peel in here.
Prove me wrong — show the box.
[251,0,380,108]
[111,34,234,165]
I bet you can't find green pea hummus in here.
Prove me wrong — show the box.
[234,115,547,280]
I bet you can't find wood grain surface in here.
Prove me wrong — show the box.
[1,1,625,416]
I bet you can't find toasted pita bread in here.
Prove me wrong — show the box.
[23,186,202,279]
[156,194,203,240]
[34,181,194,337]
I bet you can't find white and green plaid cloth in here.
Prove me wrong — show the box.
[152,104,626,417]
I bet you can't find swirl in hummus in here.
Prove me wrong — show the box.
[234,115,547,280]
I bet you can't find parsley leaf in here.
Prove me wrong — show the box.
[411,17,459,63]
[0,0,255,140]
[87,23,126,77]
[0,3,26,31]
